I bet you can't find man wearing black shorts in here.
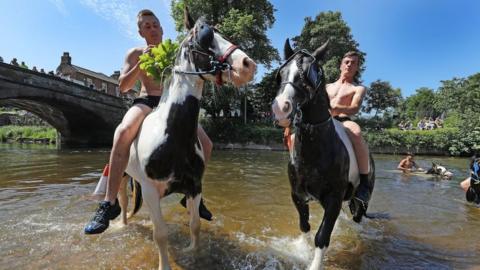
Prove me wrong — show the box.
[84,10,212,234]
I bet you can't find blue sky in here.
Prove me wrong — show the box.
[1,0,479,97]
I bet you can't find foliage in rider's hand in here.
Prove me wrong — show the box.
[139,39,179,83]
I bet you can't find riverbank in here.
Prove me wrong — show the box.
[0,125,56,144]
[1,122,477,157]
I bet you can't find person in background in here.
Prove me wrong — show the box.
[461,154,480,203]
[10,58,19,66]
[397,153,423,173]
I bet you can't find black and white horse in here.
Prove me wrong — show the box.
[426,162,453,179]
[272,39,375,270]
[123,8,255,270]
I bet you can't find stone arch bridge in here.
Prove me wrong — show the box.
[0,62,128,146]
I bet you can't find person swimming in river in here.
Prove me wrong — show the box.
[397,153,424,173]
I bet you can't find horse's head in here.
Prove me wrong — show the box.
[427,162,453,178]
[272,39,329,127]
[175,7,256,88]
[467,156,480,203]
[426,162,439,174]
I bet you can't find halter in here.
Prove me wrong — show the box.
[174,22,238,86]
[276,49,326,129]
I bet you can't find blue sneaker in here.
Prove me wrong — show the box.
[84,199,121,234]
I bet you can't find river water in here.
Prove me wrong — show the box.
[0,143,479,270]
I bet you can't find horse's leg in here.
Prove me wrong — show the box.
[184,194,201,252]
[291,192,310,233]
[142,181,170,270]
[289,162,310,232]
[117,174,130,225]
[308,195,342,270]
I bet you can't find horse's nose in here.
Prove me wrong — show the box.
[231,55,256,85]
[272,96,292,120]
[282,100,291,113]
[243,57,255,70]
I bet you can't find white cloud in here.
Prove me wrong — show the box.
[48,0,68,16]
[79,0,140,41]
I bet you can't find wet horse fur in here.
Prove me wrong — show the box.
[272,39,375,270]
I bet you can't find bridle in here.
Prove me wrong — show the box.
[174,21,238,86]
[276,50,330,130]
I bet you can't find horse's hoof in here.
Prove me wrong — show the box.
[300,221,310,233]
[349,198,367,223]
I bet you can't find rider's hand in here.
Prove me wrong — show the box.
[143,45,156,55]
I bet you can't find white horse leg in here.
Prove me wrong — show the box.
[117,174,130,225]
[184,194,201,252]
[142,181,171,270]
[308,247,327,270]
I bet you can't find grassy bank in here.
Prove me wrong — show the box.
[365,128,479,156]
[202,118,479,156]
[0,125,57,144]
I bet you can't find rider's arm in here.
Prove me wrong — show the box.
[118,48,142,93]
[330,86,366,116]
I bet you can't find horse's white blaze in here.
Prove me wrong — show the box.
[333,119,360,187]
[308,247,326,270]
[272,63,298,121]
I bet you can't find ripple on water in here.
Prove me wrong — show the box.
[1,148,480,269]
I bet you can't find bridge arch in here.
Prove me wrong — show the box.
[0,63,127,146]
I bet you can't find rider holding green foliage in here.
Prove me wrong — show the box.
[84,9,213,234]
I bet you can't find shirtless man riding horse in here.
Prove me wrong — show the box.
[326,51,372,215]
[84,9,212,234]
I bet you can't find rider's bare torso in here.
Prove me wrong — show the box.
[130,46,163,97]
[326,80,364,118]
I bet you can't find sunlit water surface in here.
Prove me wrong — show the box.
[0,143,479,269]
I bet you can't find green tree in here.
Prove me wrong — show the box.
[292,11,365,83]
[402,87,438,120]
[363,80,402,117]
[171,0,279,118]
[250,68,278,118]
[171,0,279,67]
[433,77,466,115]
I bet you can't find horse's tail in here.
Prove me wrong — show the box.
[127,178,143,218]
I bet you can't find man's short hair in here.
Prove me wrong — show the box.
[137,9,159,28]
[342,51,361,61]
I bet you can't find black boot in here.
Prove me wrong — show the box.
[180,196,213,221]
[84,198,121,234]
[349,174,371,223]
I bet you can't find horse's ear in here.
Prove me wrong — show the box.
[184,5,195,30]
[284,39,294,60]
[312,39,329,61]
